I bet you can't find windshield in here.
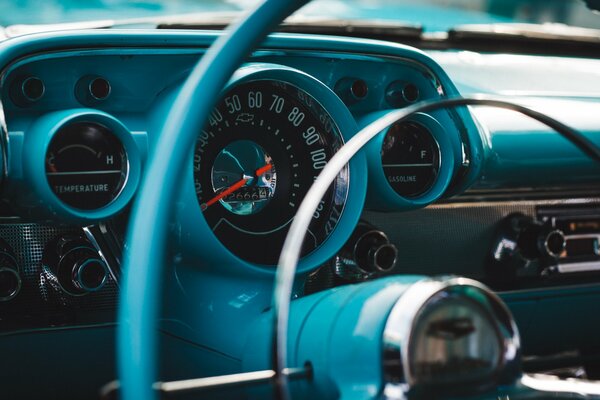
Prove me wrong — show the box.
[0,0,598,31]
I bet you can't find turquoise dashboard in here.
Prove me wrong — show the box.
[0,28,600,400]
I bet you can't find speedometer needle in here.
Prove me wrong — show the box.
[201,163,273,211]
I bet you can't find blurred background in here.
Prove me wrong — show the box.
[0,0,597,31]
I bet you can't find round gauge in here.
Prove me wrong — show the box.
[194,79,348,265]
[45,122,128,210]
[381,121,440,198]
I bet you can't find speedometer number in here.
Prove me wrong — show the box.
[269,95,285,113]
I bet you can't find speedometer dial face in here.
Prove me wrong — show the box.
[193,80,348,265]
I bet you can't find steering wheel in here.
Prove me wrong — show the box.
[117,0,600,399]
[117,1,309,399]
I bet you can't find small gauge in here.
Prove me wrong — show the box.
[381,121,440,198]
[45,122,127,210]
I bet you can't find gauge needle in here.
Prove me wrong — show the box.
[201,163,272,211]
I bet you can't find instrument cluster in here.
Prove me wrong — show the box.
[0,34,478,272]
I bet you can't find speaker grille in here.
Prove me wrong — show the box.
[0,222,117,330]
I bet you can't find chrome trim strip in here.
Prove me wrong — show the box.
[0,97,9,187]
[433,197,600,209]
[566,233,600,241]
[156,370,277,393]
[522,373,600,396]
[155,366,309,393]
[558,260,600,274]
[101,367,310,399]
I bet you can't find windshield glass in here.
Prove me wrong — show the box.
[1,0,598,31]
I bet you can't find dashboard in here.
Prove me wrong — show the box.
[0,29,599,398]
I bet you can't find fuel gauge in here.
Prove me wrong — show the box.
[381,121,440,198]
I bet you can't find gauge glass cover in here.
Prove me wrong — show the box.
[194,80,348,265]
[45,122,128,210]
[381,121,440,198]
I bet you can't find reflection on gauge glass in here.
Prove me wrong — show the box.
[381,121,440,198]
[194,79,348,265]
[45,122,127,210]
[210,140,277,216]
[409,294,502,385]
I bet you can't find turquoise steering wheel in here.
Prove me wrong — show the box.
[117,1,308,399]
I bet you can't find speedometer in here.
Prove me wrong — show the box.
[193,79,349,265]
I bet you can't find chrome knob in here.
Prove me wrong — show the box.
[515,217,565,260]
[0,239,21,301]
[539,229,566,259]
[334,221,398,281]
[43,235,109,296]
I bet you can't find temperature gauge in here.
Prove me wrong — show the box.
[45,122,127,210]
[381,121,440,198]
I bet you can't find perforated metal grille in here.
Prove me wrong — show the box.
[0,222,118,330]
[363,198,600,281]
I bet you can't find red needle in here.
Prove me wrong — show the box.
[201,163,273,211]
[255,163,273,177]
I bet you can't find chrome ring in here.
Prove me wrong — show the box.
[382,276,521,395]
[0,266,22,301]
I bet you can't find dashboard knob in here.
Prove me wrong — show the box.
[71,257,109,293]
[334,221,398,281]
[358,233,398,273]
[516,217,566,260]
[491,213,565,262]
[543,229,567,258]
[0,239,21,301]
[42,235,109,296]
[488,213,567,286]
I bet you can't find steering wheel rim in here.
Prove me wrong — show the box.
[117,2,308,399]
[118,0,600,396]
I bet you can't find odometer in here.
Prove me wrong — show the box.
[193,80,348,265]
